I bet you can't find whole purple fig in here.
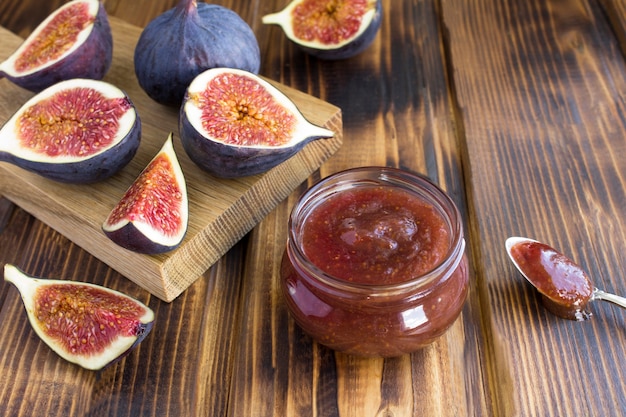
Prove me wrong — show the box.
[133,0,261,107]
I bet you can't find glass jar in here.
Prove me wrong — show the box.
[280,167,469,357]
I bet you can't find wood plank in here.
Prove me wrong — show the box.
[0,216,246,416]
[5,0,624,415]
[443,0,626,414]
[0,17,342,302]
[598,0,626,56]
[227,1,496,416]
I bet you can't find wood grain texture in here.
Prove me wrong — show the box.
[598,0,626,56]
[0,18,342,302]
[443,0,626,415]
[1,0,625,416]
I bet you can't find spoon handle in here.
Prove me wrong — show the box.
[592,288,626,309]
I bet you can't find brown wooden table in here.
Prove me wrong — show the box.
[1,0,626,416]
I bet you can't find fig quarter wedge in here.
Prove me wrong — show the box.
[4,264,155,371]
[103,133,189,254]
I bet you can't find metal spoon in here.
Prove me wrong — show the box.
[505,236,626,321]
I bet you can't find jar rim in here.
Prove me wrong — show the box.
[287,166,466,297]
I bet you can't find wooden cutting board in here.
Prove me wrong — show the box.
[0,17,343,302]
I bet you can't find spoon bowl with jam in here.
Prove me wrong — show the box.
[505,237,626,321]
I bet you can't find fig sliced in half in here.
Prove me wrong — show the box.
[103,133,188,254]
[0,0,113,92]
[4,264,154,371]
[0,78,141,184]
[179,68,334,178]
[262,0,382,60]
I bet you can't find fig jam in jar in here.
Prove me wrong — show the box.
[281,167,469,357]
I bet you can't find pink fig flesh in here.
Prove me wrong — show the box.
[14,2,95,72]
[103,133,188,254]
[17,87,132,157]
[4,264,154,371]
[189,72,298,146]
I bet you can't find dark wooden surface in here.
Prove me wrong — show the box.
[1,0,626,416]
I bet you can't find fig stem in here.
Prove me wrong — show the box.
[177,0,197,15]
[305,123,335,140]
[4,264,38,301]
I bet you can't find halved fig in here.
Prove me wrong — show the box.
[103,133,188,254]
[262,0,382,60]
[0,0,113,92]
[179,68,334,178]
[4,264,154,371]
[0,78,141,184]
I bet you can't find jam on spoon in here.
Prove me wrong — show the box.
[505,237,626,321]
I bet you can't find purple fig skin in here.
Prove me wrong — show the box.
[299,0,382,60]
[179,106,315,178]
[104,320,154,369]
[0,2,113,93]
[103,223,183,255]
[134,1,261,106]
[0,116,141,184]
[89,313,154,369]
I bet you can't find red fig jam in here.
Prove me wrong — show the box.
[509,240,593,320]
[281,167,469,357]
